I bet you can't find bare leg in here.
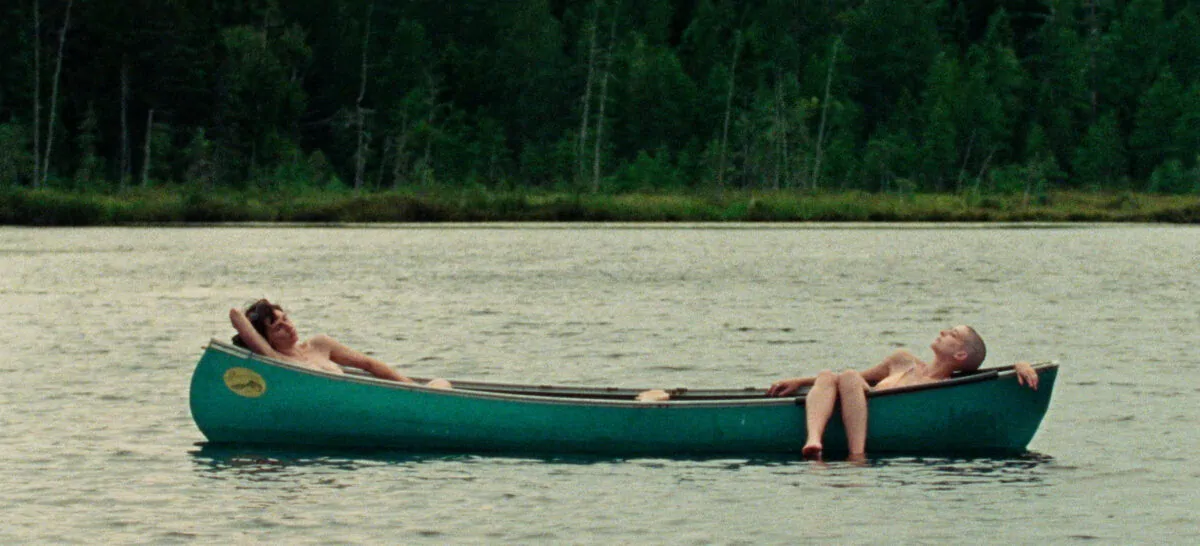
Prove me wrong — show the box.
[837,369,871,456]
[803,370,838,458]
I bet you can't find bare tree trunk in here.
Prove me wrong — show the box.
[393,76,440,188]
[375,136,392,188]
[419,76,438,186]
[577,0,600,184]
[1023,172,1033,207]
[591,4,618,194]
[591,69,608,193]
[141,108,154,187]
[31,0,41,187]
[391,110,410,189]
[774,71,789,190]
[120,59,130,187]
[717,31,741,189]
[421,140,432,185]
[1087,0,1098,118]
[972,147,997,195]
[42,0,72,187]
[811,38,838,191]
[955,131,975,193]
[354,1,374,191]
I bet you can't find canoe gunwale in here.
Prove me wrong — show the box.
[204,340,792,408]
[202,339,1056,408]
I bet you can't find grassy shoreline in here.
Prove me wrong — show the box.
[2,188,1199,225]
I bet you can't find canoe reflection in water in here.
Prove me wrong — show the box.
[189,443,1056,494]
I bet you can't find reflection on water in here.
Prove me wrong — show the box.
[190,444,480,483]
[851,452,1053,489]
[194,444,504,465]
[192,442,1054,492]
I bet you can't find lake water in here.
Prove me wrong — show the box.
[1,224,1197,544]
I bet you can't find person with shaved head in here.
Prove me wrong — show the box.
[768,325,1037,459]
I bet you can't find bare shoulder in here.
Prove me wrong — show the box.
[883,348,919,366]
[862,348,915,383]
[306,334,340,352]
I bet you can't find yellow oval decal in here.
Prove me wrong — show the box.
[223,367,267,398]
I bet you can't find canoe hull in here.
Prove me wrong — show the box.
[189,341,1056,456]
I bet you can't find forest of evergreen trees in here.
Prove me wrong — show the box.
[1,0,1199,196]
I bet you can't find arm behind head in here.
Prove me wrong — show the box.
[229,306,278,358]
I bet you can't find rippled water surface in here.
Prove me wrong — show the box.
[1,224,1197,543]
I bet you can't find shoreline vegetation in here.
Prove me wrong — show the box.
[3,188,1198,226]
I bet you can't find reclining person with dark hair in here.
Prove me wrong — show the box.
[231,298,451,388]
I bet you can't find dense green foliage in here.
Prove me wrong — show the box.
[2,0,1199,196]
[3,187,1198,225]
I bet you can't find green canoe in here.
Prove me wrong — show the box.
[189,340,1057,456]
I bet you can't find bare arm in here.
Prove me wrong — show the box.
[766,375,817,397]
[859,349,920,383]
[312,335,414,383]
[230,308,281,358]
[858,359,895,384]
[766,349,908,397]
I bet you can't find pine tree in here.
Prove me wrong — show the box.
[1130,70,1185,180]
[1072,113,1126,189]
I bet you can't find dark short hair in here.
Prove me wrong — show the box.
[232,299,282,348]
[961,326,987,371]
